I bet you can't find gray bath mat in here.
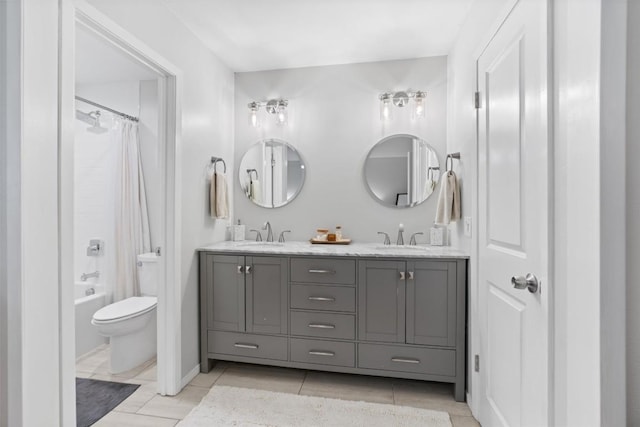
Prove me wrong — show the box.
[76,377,139,426]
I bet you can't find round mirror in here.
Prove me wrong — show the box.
[363,134,440,208]
[239,139,306,208]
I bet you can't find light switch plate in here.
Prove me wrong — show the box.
[464,217,472,237]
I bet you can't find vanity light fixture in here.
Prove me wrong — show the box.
[378,90,427,121]
[247,99,289,127]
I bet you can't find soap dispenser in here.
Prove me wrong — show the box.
[430,223,444,246]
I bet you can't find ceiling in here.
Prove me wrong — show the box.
[75,25,158,85]
[164,0,475,72]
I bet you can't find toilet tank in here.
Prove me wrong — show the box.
[137,253,158,296]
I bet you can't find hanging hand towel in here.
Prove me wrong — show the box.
[250,180,262,204]
[210,172,229,219]
[435,171,461,225]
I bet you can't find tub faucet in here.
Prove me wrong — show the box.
[263,221,274,242]
[81,271,100,282]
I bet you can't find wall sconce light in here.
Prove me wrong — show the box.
[247,99,289,127]
[378,90,426,121]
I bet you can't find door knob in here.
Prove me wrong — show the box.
[511,273,540,294]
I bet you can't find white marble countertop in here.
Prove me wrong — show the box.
[197,241,469,259]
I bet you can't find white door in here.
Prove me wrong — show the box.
[477,0,550,426]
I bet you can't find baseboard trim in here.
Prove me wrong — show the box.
[181,364,200,389]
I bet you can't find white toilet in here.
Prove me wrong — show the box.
[92,253,158,374]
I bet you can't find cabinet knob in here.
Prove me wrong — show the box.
[408,271,414,280]
[399,271,406,280]
[245,265,252,275]
[237,265,244,274]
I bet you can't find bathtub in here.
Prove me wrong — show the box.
[75,282,107,359]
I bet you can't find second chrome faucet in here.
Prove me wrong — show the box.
[378,224,423,246]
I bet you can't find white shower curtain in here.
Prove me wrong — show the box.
[114,120,151,301]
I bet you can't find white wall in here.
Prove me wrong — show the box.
[19,0,61,425]
[234,57,447,243]
[627,0,640,423]
[445,0,515,411]
[598,1,627,424]
[0,1,22,425]
[87,0,235,378]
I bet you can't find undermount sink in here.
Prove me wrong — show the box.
[374,245,426,250]
[237,242,285,247]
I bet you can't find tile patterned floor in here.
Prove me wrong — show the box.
[77,345,480,427]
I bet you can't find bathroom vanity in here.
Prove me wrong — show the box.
[198,242,468,401]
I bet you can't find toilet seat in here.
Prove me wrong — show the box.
[93,296,157,324]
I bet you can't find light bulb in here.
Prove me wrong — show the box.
[247,102,260,127]
[413,92,426,119]
[379,93,392,121]
[276,100,288,126]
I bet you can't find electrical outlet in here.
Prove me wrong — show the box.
[464,217,472,237]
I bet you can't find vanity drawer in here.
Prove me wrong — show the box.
[290,311,355,340]
[358,343,455,377]
[290,258,356,285]
[208,330,287,361]
[290,284,356,312]
[290,338,355,367]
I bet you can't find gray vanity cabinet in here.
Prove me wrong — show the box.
[406,260,457,347]
[202,254,287,334]
[358,260,406,343]
[359,259,458,346]
[205,254,245,332]
[199,249,467,402]
[200,253,288,370]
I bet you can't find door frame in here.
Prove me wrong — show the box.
[470,0,554,423]
[59,1,183,424]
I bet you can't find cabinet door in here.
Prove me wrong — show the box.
[358,260,405,343]
[208,254,245,332]
[406,260,457,346]
[246,256,288,334]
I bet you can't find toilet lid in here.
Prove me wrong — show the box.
[93,296,157,322]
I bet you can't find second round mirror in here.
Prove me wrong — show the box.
[363,134,440,208]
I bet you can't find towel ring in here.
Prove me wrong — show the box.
[445,152,460,172]
[247,169,258,182]
[211,157,226,174]
[427,166,440,181]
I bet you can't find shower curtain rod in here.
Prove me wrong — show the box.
[75,95,139,122]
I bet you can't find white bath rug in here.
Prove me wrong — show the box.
[178,385,452,427]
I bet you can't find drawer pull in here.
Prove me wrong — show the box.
[391,357,420,364]
[234,343,259,350]
[308,269,336,274]
[308,296,336,302]
[309,350,335,357]
[308,323,336,329]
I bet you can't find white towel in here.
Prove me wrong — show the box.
[435,171,461,225]
[211,172,229,219]
[250,180,262,204]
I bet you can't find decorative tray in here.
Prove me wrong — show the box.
[309,238,352,245]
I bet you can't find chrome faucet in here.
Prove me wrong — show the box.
[250,229,263,241]
[396,223,404,245]
[409,232,424,245]
[278,230,291,243]
[263,221,274,242]
[377,232,391,245]
[81,271,100,282]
